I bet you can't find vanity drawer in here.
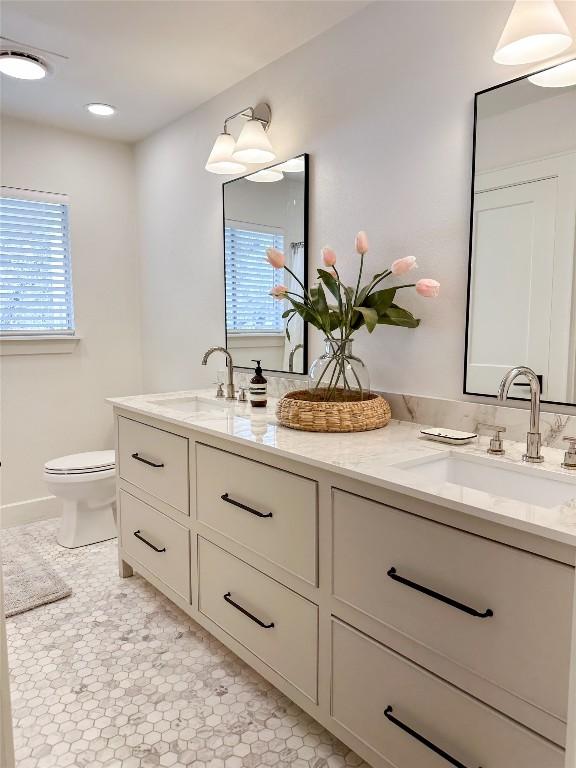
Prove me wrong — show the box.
[332,489,573,720]
[198,537,318,701]
[196,444,317,584]
[118,417,189,513]
[120,491,190,600]
[332,619,564,768]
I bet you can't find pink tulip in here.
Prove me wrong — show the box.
[391,256,418,276]
[355,230,369,255]
[266,248,285,269]
[416,278,440,298]
[321,246,336,267]
[270,284,288,299]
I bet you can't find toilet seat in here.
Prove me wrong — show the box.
[44,450,115,476]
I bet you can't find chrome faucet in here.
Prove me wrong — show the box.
[498,366,543,463]
[288,343,304,373]
[201,347,236,400]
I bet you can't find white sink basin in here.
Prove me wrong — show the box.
[146,395,230,415]
[395,452,576,508]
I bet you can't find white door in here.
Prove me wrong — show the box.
[467,153,576,403]
[467,176,558,400]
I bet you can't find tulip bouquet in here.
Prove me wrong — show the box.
[267,231,439,401]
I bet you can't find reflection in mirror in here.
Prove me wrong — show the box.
[465,60,576,406]
[223,154,308,373]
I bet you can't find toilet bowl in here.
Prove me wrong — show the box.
[44,450,117,548]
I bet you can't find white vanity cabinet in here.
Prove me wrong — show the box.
[113,410,575,768]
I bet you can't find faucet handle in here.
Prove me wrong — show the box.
[562,437,576,469]
[214,382,224,398]
[477,423,506,455]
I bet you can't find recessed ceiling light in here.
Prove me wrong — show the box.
[86,103,116,117]
[0,51,47,80]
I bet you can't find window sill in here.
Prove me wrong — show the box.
[0,335,81,356]
[227,333,285,349]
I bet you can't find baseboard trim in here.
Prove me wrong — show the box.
[1,496,60,528]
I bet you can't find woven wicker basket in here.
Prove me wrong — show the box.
[276,389,391,433]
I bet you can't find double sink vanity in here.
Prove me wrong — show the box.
[108,388,576,768]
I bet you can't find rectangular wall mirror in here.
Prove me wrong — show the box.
[465,61,576,406]
[223,153,308,374]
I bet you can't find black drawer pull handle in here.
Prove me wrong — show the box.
[131,452,164,468]
[223,592,274,629]
[384,707,480,768]
[221,493,273,518]
[133,530,166,553]
[387,567,493,619]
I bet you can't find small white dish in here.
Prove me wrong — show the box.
[420,427,477,445]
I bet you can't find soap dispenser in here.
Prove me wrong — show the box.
[250,360,268,408]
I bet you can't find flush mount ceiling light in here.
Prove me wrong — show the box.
[86,103,116,117]
[205,102,276,174]
[0,51,47,80]
[493,0,572,65]
[528,57,576,86]
[276,157,305,173]
[246,168,284,183]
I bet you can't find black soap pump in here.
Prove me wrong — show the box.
[250,360,268,408]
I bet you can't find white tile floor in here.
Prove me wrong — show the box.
[3,520,367,768]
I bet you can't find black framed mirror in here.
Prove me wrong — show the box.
[223,153,309,374]
[464,60,576,406]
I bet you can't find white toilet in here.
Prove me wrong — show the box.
[44,450,117,548]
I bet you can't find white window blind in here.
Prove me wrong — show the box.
[0,188,75,335]
[225,221,285,334]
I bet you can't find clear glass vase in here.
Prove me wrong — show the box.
[308,338,370,401]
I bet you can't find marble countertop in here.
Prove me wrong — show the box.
[108,389,576,548]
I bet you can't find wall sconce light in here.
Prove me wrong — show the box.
[493,0,572,65]
[528,57,576,86]
[205,102,275,174]
[246,168,284,183]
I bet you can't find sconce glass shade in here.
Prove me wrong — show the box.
[528,59,576,87]
[493,0,572,65]
[276,157,305,173]
[246,168,284,183]
[232,119,276,163]
[205,133,247,174]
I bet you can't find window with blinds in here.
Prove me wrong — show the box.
[0,189,74,335]
[225,221,285,334]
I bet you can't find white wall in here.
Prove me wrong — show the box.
[0,117,142,523]
[134,0,529,400]
[135,1,566,400]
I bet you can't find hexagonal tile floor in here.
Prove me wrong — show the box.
[2,519,368,768]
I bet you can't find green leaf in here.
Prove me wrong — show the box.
[309,283,331,333]
[287,299,323,330]
[285,312,297,341]
[378,304,420,328]
[317,269,341,302]
[328,311,341,332]
[353,306,379,333]
[315,282,329,316]
[364,288,396,315]
[281,308,295,319]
